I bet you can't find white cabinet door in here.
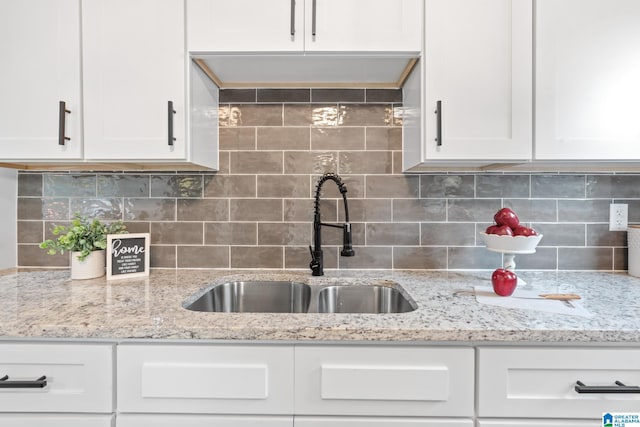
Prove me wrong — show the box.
[118,414,292,427]
[422,0,532,162]
[82,0,186,161]
[117,344,294,414]
[477,421,600,427]
[305,0,422,52]
[187,0,304,52]
[0,0,82,160]
[187,0,421,52]
[296,417,473,427]
[0,415,114,427]
[535,0,640,160]
[0,343,114,413]
[478,347,640,419]
[295,346,474,417]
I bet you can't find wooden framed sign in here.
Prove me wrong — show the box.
[106,233,150,280]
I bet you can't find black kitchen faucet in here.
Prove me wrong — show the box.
[309,173,355,276]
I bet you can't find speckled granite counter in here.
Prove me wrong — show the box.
[0,269,639,343]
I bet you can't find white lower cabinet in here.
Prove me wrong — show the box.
[295,417,473,427]
[477,421,600,427]
[117,344,294,415]
[115,343,474,426]
[294,345,474,418]
[9,341,636,426]
[478,347,640,423]
[117,414,292,427]
[0,343,114,414]
[0,414,114,427]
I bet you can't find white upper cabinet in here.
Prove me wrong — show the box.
[420,0,532,164]
[535,0,640,160]
[82,0,187,161]
[0,0,82,160]
[187,0,422,52]
[188,0,304,52]
[305,0,422,52]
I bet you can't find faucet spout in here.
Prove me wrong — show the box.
[310,173,355,276]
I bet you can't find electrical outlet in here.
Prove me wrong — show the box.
[609,203,628,231]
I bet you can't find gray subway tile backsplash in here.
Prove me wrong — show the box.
[97,174,150,197]
[311,89,365,103]
[420,174,475,198]
[475,174,530,198]
[17,173,42,197]
[15,89,640,271]
[531,174,586,198]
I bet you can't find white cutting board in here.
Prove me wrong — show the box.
[474,285,593,318]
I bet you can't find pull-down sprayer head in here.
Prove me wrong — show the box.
[309,173,355,276]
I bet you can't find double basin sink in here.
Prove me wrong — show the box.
[184,281,416,314]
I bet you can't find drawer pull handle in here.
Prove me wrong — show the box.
[168,100,176,146]
[311,0,317,36]
[0,375,47,388]
[575,380,640,394]
[435,100,442,146]
[290,0,295,36]
[58,101,71,146]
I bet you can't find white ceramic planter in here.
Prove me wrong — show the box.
[71,250,106,280]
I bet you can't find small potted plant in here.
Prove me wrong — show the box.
[40,214,127,280]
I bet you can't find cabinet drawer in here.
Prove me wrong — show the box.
[117,414,291,427]
[0,343,113,413]
[478,420,600,427]
[297,417,473,427]
[478,347,640,418]
[0,414,114,427]
[117,344,294,414]
[295,346,474,417]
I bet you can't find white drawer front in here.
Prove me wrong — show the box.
[141,362,267,399]
[296,417,474,427]
[295,346,474,417]
[320,365,449,401]
[0,343,114,413]
[117,414,292,427]
[478,420,601,427]
[0,414,114,427]
[478,347,640,418]
[117,344,294,414]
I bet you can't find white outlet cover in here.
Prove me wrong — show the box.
[609,203,628,231]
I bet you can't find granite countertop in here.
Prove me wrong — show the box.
[0,269,639,343]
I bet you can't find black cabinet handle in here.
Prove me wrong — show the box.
[168,101,176,146]
[58,101,71,146]
[290,0,295,36]
[312,0,317,36]
[0,375,47,388]
[575,380,640,394]
[435,100,442,147]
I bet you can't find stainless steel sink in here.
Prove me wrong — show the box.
[185,281,311,313]
[317,285,415,313]
[184,281,416,314]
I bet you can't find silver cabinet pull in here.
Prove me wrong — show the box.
[435,100,442,146]
[58,101,71,146]
[168,101,176,146]
[290,0,295,36]
[312,0,317,36]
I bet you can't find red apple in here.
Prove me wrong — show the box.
[492,225,514,236]
[494,208,520,229]
[512,225,538,236]
[491,268,517,296]
[485,225,500,234]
